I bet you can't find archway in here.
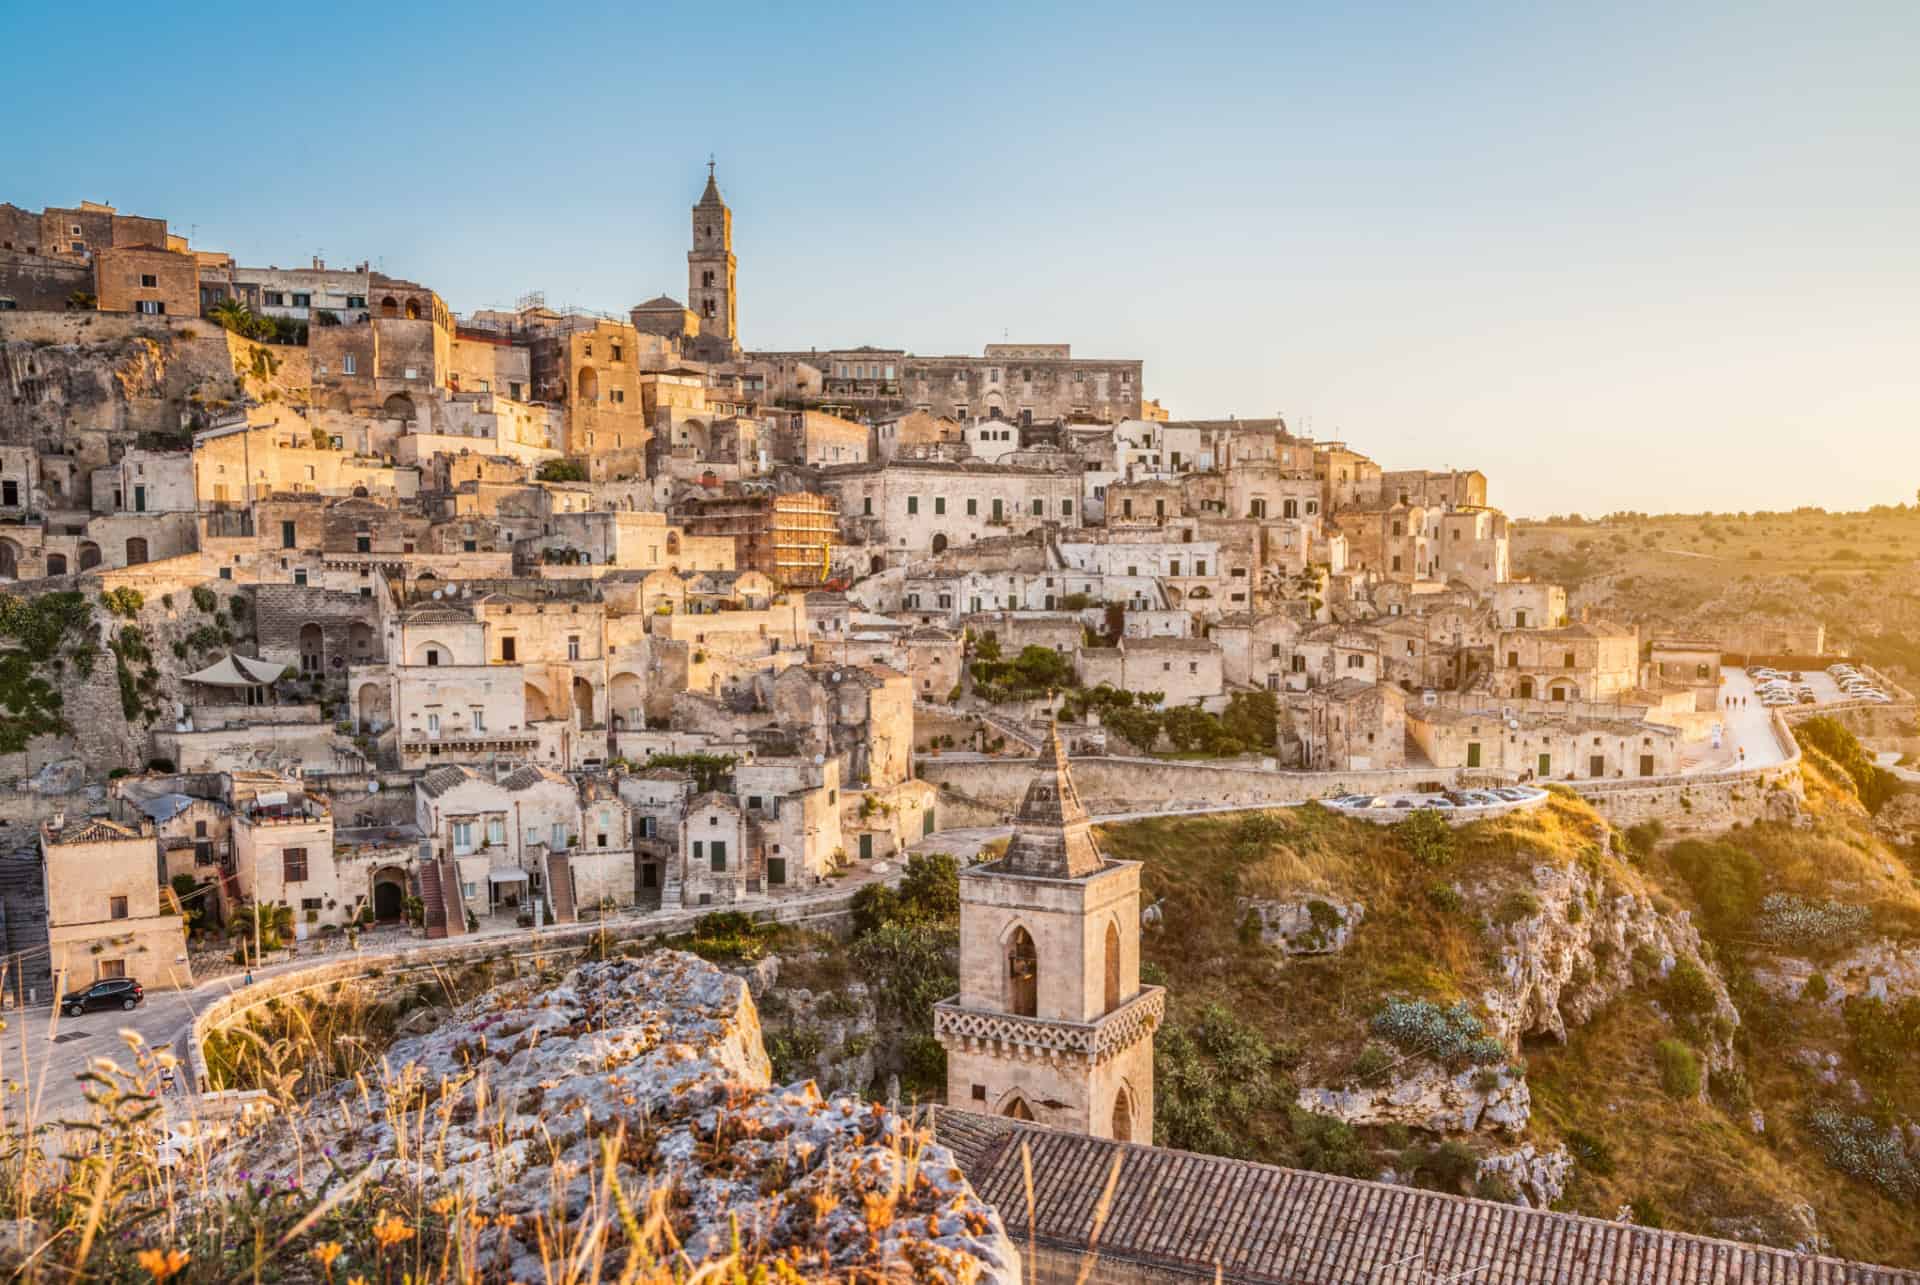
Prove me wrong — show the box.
[371,867,408,921]
[410,638,450,667]
[869,555,884,575]
[1104,920,1121,1012]
[577,367,599,404]
[611,672,643,729]
[525,683,552,721]
[1002,1095,1035,1121]
[348,621,374,660]
[0,538,18,579]
[78,541,101,571]
[383,392,417,422]
[404,298,421,321]
[299,623,325,673]
[572,676,596,727]
[1007,926,1037,1017]
[1111,1086,1133,1142]
[125,536,149,565]
[931,533,948,555]
[380,297,399,318]
[45,552,66,576]
[357,681,390,733]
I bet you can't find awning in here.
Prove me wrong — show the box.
[182,653,286,688]
[486,869,530,885]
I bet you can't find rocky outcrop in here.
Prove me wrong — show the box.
[1480,859,1739,1067]
[224,952,1018,1283]
[1477,1143,1572,1208]
[1239,894,1364,954]
[1297,1063,1529,1136]
[761,976,882,1096]
[1753,938,1920,1007]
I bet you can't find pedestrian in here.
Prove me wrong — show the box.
[1739,747,1746,764]
[244,967,254,987]
[160,1065,177,1095]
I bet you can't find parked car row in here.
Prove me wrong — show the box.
[1828,663,1893,703]
[1753,675,1813,708]
[1326,785,1547,813]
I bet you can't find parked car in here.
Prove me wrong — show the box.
[1798,692,1818,704]
[62,978,143,1016]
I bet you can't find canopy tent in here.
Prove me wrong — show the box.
[486,869,531,885]
[182,653,286,689]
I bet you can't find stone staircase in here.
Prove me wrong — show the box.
[0,845,52,1006]
[546,852,578,924]
[418,857,467,940]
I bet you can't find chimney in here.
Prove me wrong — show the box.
[49,811,65,832]
[312,256,325,271]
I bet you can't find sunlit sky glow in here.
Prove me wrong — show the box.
[4,1,1914,516]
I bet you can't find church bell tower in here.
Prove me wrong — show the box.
[688,159,737,351]
[934,722,1163,1140]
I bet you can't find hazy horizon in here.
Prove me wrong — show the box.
[4,0,1913,517]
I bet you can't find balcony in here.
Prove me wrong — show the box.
[933,986,1164,1066]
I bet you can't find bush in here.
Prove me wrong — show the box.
[1621,819,1665,861]
[1794,716,1901,812]
[1370,998,1505,1065]
[1424,880,1463,913]
[1565,1128,1616,1176]
[1394,808,1454,868]
[1288,1107,1373,1178]
[1842,995,1920,1077]
[1156,1005,1282,1157]
[1805,1107,1920,1199]
[1653,1038,1700,1098]
[1803,971,1829,1002]
[536,458,589,482]
[1662,958,1717,1021]
[101,587,144,619]
[1665,840,1764,942]
[1400,1139,1480,1192]
[191,585,218,613]
[1349,1043,1395,1080]
[1493,890,1541,925]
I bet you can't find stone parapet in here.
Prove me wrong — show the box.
[934,985,1164,1067]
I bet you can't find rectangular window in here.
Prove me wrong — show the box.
[710,840,728,871]
[135,300,164,315]
[1062,499,1073,516]
[139,274,158,288]
[487,818,505,846]
[907,496,918,515]
[471,707,486,732]
[568,635,581,660]
[452,821,473,853]
[355,535,370,553]
[934,496,945,515]
[281,521,297,549]
[966,498,977,516]
[342,354,357,375]
[1467,742,1481,768]
[501,636,516,661]
[282,848,309,882]
[99,959,126,979]
[109,896,128,920]
[1032,499,1044,516]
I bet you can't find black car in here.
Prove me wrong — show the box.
[62,978,144,1016]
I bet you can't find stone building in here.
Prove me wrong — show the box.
[227,779,345,933]
[670,490,837,586]
[0,200,170,261]
[1078,636,1225,710]
[1432,507,1511,592]
[825,458,1083,565]
[1406,705,1680,779]
[42,815,192,994]
[934,724,1162,1139]
[1292,679,1407,770]
[1648,638,1723,712]
[1495,619,1640,704]
[94,243,200,318]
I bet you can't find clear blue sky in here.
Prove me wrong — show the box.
[4,1,1914,516]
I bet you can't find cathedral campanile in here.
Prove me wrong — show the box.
[688,160,737,350]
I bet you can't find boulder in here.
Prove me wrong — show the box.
[1297,1062,1529,1136]
[224,951,1018,1282]
[1239,895,1365,955]
[1477,1143,1572,1208]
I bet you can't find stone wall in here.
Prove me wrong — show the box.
[920,754,1460,815]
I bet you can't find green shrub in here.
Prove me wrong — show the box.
[1662,958,1717,1020]
[1665,840,1765,942]
[1565,1128,1616,1176]
[1424,880,1463,912]
[1803,972,1829,1002]
[191,585,218,613]
[1493,890,1541,925]
[1794,716,1900,812]
[1394,808,1454,868]
[1621,819,1664,861]
[1400,1139,1480,1192]
[1654,1038,1700,1098]
[1349,1043,1395,1080]
[1156,1005,1282,1157]
[1842,995,1920,1077]
[1287,1107,1373,1178]
[1370,998,1505,1065]
[1754,893,1871,948]
[1805,1107,1920,1198]
[101,587,144,619]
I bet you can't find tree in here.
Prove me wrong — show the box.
[66,290,96,312]
[537,458,589,483]
[207,298,259,337]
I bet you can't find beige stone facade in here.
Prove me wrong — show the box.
[41,816,192,994]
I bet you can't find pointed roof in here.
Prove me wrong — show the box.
[997,721,1104,879]
[635,294,686,311]
[696,170,726,209]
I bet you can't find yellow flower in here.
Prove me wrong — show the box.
[370,1209,415,1249]
[312,1241,344,1269]
[136,1248,190,1280]
[430,1194,456,1216]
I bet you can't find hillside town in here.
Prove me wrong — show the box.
[3,179,1918,1281]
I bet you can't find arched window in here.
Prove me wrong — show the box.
[404,298,421,321]
[1003,1094,1035,1121]
[1007,926,1037,1017]
[1104,920,1121,1013]
[379,297,399,318]
[1111,1086,1133,1141]
[577,367,599,403]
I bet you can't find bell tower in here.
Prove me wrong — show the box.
[934,722,1163,1140]
[687,158,737,350]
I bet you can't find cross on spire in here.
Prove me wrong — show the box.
[707,154,716,179]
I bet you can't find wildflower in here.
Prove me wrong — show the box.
[135,1248,190,1280]
[371,1209,415,1249]
[430,1194,456,1216]
[311,1241,345,1281]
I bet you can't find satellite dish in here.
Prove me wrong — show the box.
[813,753,825,766]
[368,781,380,793]
[1508,719,1520,731]
[432,589,444,600]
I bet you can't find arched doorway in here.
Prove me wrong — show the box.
[525,683,552,721]
[299,623,325,673]
[379,297,399,318]
[46,553,67,575]
[0,538,18,579]
[611,672,643,729]
[572,677,596,727]
[125,536,149,565]
[1111,1086,1133,1142]
[357,681,390,733]
[404,298,421,320]
[78,541,101,571]
[577,367,599,404]
[371,867,408,921]
[1003,1095,1035,1121]
[1007,926,1038,1017]
[1104,920,1121,1012]
[383,393,416,421]
[869,555,884,575]
[931,533,948,555]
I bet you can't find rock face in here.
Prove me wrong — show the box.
[1480,860,1738,1067]
[1297,1063,1530,1136]
[760,977,882,1096]
[1753,938,1920,1007]
[225,952,1019,1283]
[1239,894,1365,954]
[1477,1143,1573,1209]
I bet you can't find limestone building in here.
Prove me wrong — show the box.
[934,725,1163,1140]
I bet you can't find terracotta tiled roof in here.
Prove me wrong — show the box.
[43,816,141,846]
[930,1110,1920,1285]
[420,766,481,798]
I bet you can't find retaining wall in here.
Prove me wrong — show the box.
[920,755,1461,814]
